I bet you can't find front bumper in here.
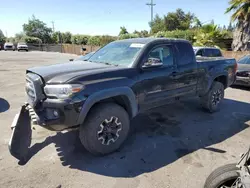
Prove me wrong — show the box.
[234,76,250,87]
[9,97,86,161]
[30,98,86,131]
[9,104,32,161]
[17,47,28,50]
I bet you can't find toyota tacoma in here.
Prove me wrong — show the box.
[9,38,237,160]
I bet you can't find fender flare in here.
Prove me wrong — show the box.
[76,87,138,125]
[202,73,228,96]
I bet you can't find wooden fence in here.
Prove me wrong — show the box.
[222,51,250,60]
[26,43,249,60]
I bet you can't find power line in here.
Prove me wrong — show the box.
[146,0,156,24]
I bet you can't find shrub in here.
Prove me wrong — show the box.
[87,36,101,46]
[20,36,42,44]
[99,35,117,46]
[71,35,90,45]
[118,33,139,40]
[154,30,197,43]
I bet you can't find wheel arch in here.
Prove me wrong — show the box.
[200,73,228,96]
[77,87,138,125]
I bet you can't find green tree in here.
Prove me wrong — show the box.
[71,35,90,45]
[51,31,60,43]
[227,22,234,32]
[194,24,227,48]
[15,32,26,41]
[23,15,53,43]
[133,30,149,37]
[87,36,101,46]
[21,36,42,44]
[192,17,202,28]
[61,32,72,44]
[99,35,117,46]
[119,26,128,36]
[149,14,165,34]
[226,0,250,51]
[118,33,139,40]
[164,9,195,31]
[0,29,5,43]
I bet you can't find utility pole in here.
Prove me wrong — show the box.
[51,21,55,32]
[146,0,156,24]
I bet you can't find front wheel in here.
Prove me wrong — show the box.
[201,81,225,113]
[79,103,130,155]
[204,164,239,188]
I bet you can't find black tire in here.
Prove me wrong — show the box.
[79,103,130,155]
[201,81,224,113]
[26,49,28,52]
[204,164,239,188]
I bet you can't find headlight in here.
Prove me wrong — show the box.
[44,84,84,99]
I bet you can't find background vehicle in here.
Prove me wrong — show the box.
[204,146,250,188]
[193,47,223,57]
[234,55,250,87]
[4,42,15,51]
[9,38,237,161]
[17,42,28,51]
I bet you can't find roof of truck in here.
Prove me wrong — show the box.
[116,37,190,44]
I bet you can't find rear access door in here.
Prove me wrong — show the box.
[172,42,198,97]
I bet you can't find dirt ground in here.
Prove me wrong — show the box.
[0,51,250,188]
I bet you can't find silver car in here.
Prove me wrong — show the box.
[4,42,15,51]
[234,55,250,87]
[17,42,28,51]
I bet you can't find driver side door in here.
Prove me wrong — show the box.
[135,44,179,111]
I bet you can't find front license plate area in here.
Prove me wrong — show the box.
[9,105,32,161]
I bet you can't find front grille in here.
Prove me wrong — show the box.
[237,71,250,77]
[25,73,45,107]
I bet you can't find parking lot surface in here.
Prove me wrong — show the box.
[0,51,250,188]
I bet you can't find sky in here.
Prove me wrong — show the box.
[0,0,232,37]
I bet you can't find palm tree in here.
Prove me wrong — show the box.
[226,0,250,51]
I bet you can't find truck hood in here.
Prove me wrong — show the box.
[27,61,126,83]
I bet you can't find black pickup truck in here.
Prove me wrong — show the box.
[9,38,237,160]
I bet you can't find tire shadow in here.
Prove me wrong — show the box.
[23,98,250,177]
[0,98,10,113]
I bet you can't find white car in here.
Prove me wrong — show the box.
[17,42,28,51]
[4,42,15,51]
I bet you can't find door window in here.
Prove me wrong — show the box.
[196,50,203,56]
[148,46,173,66]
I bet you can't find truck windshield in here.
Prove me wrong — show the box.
[88,41,144,66]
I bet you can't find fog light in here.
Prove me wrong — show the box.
[53,110,59,117]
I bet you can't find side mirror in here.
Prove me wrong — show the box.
[69,58,74,61]
[142,58,163,69]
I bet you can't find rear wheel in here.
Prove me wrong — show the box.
[201,81,224,113]
[79,103,130,155]
[204,164,239,188]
